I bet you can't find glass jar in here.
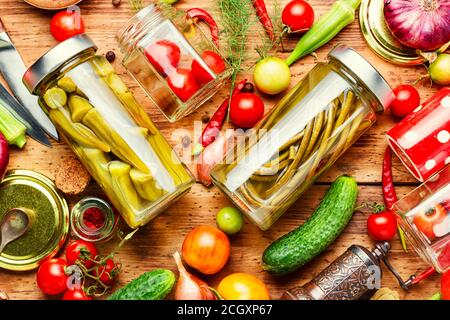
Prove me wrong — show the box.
[393,165,450,273]
[116,4,232,122]
[23,34,195,229]
[211,46,394,230]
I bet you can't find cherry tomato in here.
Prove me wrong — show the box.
[93,258,120,286]
[167,68,200,102]
[181,225,230,275]
[62,288,92,300]
[413,204,448,241]
[442,270,450,300]
[218,273,270,300]
[367,210,398,241]
[65,240,98,269]
[229,93,265,129]
[50,10,85,42]
[37,258,69,295]
[282,0,315,33]
[145,40,181,77]
[390,85,421,118]
[216,207,244,235]
[191,51,226,84]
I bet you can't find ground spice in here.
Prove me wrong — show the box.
[83,207,105,230]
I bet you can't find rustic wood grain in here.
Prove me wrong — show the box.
[0,0,443,300]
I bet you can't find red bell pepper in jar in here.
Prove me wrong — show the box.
[187,8,220,48]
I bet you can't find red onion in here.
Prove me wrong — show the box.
[384,0,450,51]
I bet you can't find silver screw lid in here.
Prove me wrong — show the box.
[328,45,394,112]
[23,34,98,94]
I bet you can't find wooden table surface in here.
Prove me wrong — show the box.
[0,0,443,300]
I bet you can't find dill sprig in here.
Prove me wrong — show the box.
[129,0,144,11]
[217,0,253,95]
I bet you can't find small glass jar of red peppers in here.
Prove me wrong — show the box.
[71,197,118,242]
[116,4,232,122]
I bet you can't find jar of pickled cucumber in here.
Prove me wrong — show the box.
[23,34,195,229]
[210,46,395,230]
[116,4,232,122]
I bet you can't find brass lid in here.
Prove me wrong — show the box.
[359,0,425,66]
[0,170,69,271]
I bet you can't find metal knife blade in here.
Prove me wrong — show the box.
[0,83,51,147]
[0,18,59,141]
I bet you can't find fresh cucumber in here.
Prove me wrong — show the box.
[262,175,358,275]
[108,269,175,300]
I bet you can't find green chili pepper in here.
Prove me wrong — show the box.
[285,0,361,66]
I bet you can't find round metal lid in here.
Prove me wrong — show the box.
[328,45,394,112]
[0,170,69,271]
[359,0,425,66]
[23,34,97,94]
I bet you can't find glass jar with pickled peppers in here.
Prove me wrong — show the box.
[116,4,232,122]
[23,34,195,229]
[211,46,395,230]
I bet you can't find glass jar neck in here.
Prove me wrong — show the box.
[116,4,166,55]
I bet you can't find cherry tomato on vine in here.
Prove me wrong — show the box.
[50,10,85,42]
[145,40,181,77]
[92,258,120,286]
[230,93,265,129]
[191,50,226,84]
[167,68,200,102]
[62,288,92,300]
[442,270,450,300]
[37,258,69,295]
[413,204,448,241]
[65,240,98,269]
[390,85,421,118]
[282,0,315,33]
[367,210,398,241]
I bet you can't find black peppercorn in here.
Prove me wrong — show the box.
[112,0,121,7]
[201,114,210,123]
[105,51,116,63]
[241,82,254,93]
[182,135,191,148]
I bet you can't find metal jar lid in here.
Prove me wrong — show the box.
[0,170,69,271]
[23,34,97,95]
[328,45,394,112]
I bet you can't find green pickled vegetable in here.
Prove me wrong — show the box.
[81,147,112,185]
[90,56,115,77]
[49,108,110,152]
[106,73,128,95]
[286,0,361,66]
[82,109,149,173]
[130,168,165,202]
[68,95,93,122]
[43,87,67,109]
[57,77,77,93]
[0,102,27,148]
[109,161,144,210]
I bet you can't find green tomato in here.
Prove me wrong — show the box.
[253,57,291,95]
[216,207,244,235]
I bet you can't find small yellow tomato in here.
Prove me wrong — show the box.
[253,57,291,95]
[218,273,270,300]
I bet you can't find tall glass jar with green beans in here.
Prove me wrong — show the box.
[23,35,194,229]
[211,46,394,230]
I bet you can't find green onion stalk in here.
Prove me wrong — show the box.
[0,102,27,148]
[286,0,361,66]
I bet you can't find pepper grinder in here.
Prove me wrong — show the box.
[281,242,390,300]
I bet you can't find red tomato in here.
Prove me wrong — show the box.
[390,85,421,118]
[282,0,315,33]
[230,93,265,128]
[442,270,450,300]
[37,258,69,295]
[92,259,120,286]
[145,40,181,77]
[62,288,92,300]
[65,240,98,269]
[50,10,85,42]
[167,68,200,102]
[181,225,230,275]
[367,210,398,241]
[191,51,226,84]
[413,204,448,241]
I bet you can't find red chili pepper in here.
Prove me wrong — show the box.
[187,8,220,48]
[193,80,247,155]
[252,0,275,42]
[382,147,398,209]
